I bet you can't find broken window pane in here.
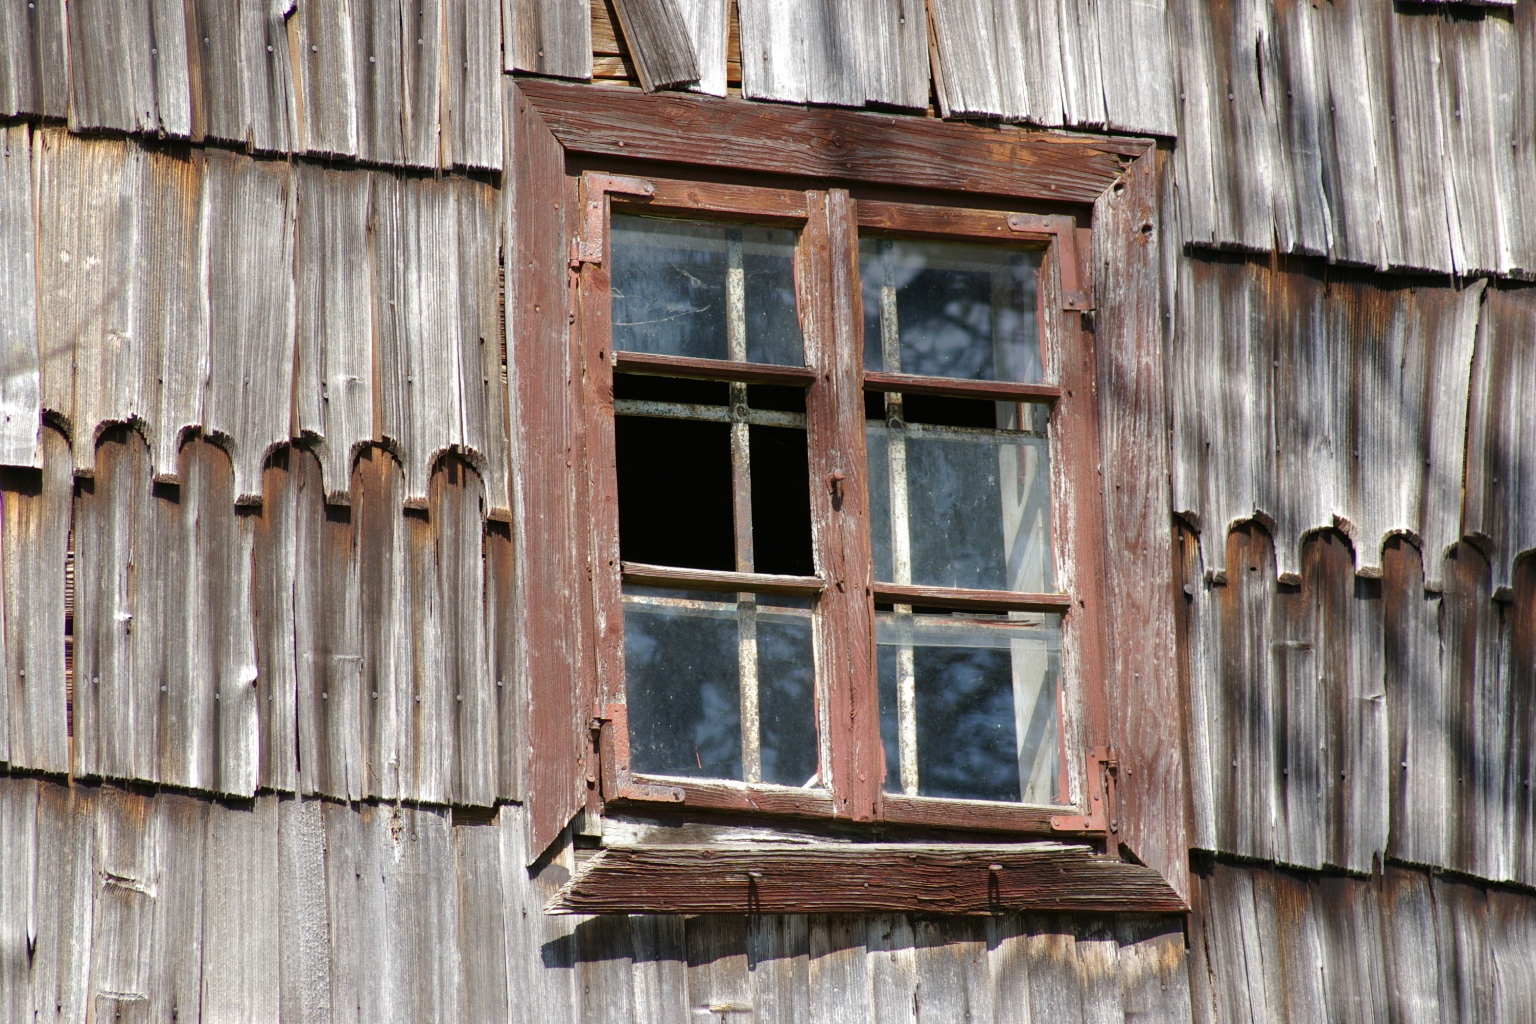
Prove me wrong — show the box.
[623,587,818,787]
[860,237,1042,382]
[611,215,804,365]
[876,611,1062,804]
[616,413,735,571]
[867,412,1055,593]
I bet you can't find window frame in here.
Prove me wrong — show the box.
[507,77,1186,907]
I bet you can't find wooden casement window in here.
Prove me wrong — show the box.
[510,81,1185,912]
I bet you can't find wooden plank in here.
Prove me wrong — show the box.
[1438,12,1519,277]
[435,457,495,808]
[1018,915,1088,1024]
[609,0,699,91]
[629,915,689,1024]
[400,0,445,168]
[293,0,361,158]
[860,370,1060,403]
[202,149,297,507]
[622,562,823,595]
[614,351,816,386]
[351,0,409,165]
[746,914,810,1024]
[148,790,209,1024]
[1056,0,1107,129]
[455,177,513,520]
[445,0,506,170]
[1383,538,1451,873]
[320,800,367,1024]
[0,124,38,468]
[1376,2,1454,274]
[89,784,158,1016]
[1114,916,1193,1024]
[856,0,926,109]
[1511,2,1536,279]
[27,780,96,1024]
[1431,875,1496,1024]
[1093,147,1186,899]
[2,426,71,773]
[254,448,302,794]
[66,0,192,136]
[454,815,511,1024]
[926,0,1009,120]
[202,794,280,1024]
[0,0,68,118]
[1464,286,1536,594]
[0,777,39,1023]
[387,805,466,1023]
[499,805,580,1024]
[503,0,593,78]
[985,915,1032,1024]
[1098,0,1177,136]
[1509,555,1536,888]
[506,79,592,863]
[516,77,1150,207]
[685,914,751,1019]
[354,446,409,802]
[294,164,375,505]
[674,0,730,96]
[737,0,863,106]
[1377,867,1443,1024]
[70,427,164,788]
[576,913,635,1024]
[1316,0,1388,269]
[806,915,866,1024]
[1312,874,1388,1024]
[277,797,332,1024]
[551,844,1187,914]
[485,518,523,802]
[913,918,994,1022]
[241,0,302,153]
[1488,886,1536,1020]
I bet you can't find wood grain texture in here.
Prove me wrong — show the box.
[293,0,361,159]
[66,0,192,137]
[673,0,729,96]
[353,446,408,802]
[1,426,71,773]
[294,164,374,505]
[445,0,506,170]
[738,0,863,106]
[609,0,698,91]
[550,843,1187,914]
[0,0,68,118]
[504,0,592,78]
[201,794,280,1023]
[518,77,1148,206]
[506,80,591,863]
[1093,148,1185,900]
[0,125,38,469]
[277,796,332,1024]
[1098,0,1177,136]
[202,149,297,507]
[352,0,408,165]
[400,0,446,169]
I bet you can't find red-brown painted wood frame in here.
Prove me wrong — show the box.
[510,80,1185,906]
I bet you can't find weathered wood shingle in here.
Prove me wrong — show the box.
[0,124,38,469]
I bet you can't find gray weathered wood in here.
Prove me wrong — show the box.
[503,0,592,79]
[629,915,689,1024]
[445,0,505,170]
[202,149,297,507]
[1438,11,1518,277]
[294,0,361,159]
[858,0,927,109]
[1377,867,1442,1024]
[0,0,69,118]
[1056,0,1107,128]
[926,0,1007,120]
[500,805,580,1024]
[2,426,71,774]
[149,790,208,1024]
[806,915,866,1023]
[66,0,192,136]
[866,914,918,1024]
[915,918,994,1022]
[89,784,158,1014]
[738,0,864,106]
[576,913,635,1024]
[609,0,699,91]
[27,780,96,1024]
[1317,0,1388,269]
[455,815,510,1024]
[485,517,523,802]
[675,0,730,97]
[402,468,450,806]
[0,124,39,469]
[455,178,512,520]
[352,0,409,164]
[401,0,445,168]
[0,777,38,1022]
[1113,917,1193,1024]
[438,459,495,807]
[685,914,752,1020]
[201,794,280,1023]
[1373,2,1452,275]
[294,164,374,505]
[354,447,409,802]
[1097,0,1177,136]
[277,797,334,1024]
[1268,0,1330,258]
[747,914,810,1024]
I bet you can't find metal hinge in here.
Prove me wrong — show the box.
[1007,213,1092,311]
[576,172,655,266]
[1050,746,1118,857]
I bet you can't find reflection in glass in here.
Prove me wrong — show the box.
[877,611,1062,804]
[860,237,1042,382]
[867,413,1054,593]
[622,586,818,787]
[611,214,804,366]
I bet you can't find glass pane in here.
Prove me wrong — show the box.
[867,416,1055,593]
[611,214,804,366]
[616,414,734,572]
[860,237,1042,382]
[623,586,818,787]
[877,611,1062,804]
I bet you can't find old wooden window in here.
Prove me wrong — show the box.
[576,174,1109,838]
[510,80,1184,910]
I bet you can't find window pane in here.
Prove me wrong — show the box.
[867,417,1055,593]
[877,611,1062,804]
[860,237,1042,382]
[623,587,818,787]
[616,414,734,571]
[611,214,804,366]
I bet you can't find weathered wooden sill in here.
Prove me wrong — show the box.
[546,843,1187,915]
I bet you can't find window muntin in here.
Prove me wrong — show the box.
[611,214,805,366]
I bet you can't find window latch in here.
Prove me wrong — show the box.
[578,172,655,265]
[1050,746,1118,857]
[1007,213,1091,312]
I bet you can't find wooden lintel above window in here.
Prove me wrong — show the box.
[546,843,1186,915]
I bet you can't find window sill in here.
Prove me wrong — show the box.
[546,842,1187,915]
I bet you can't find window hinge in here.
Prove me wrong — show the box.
[578,172,656,265]
[1050,746,1118,857]
[1007,213,1092,312]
